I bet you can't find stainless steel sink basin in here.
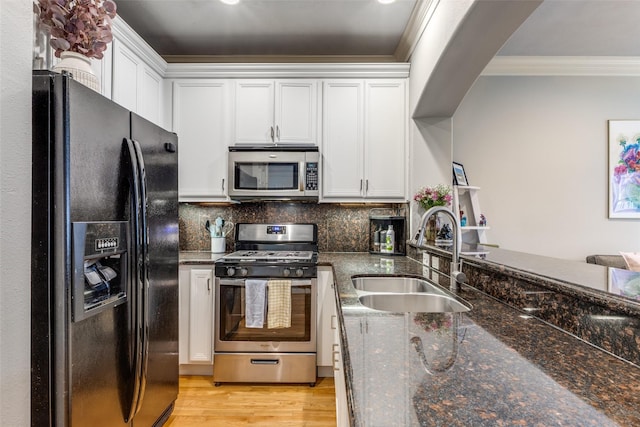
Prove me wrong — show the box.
[358,293,471,313]
[352,276,444,294]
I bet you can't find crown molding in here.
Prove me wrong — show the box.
[394,0,440,62]
[164,62,410,79]
[163,54,398,64]
[483,56,640,76]
[112,17,167,76]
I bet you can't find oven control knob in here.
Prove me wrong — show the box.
[240,268,248,277]
[295,268,304,277]
[226,267,236,277]
[283,268,291,277]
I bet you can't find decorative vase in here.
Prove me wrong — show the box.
[424,215,438,243]
[52,51,100,92]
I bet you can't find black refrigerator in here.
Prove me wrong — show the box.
[31,71,179,426]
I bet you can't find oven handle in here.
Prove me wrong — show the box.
[251,359,280,365]
[218,279,313,287]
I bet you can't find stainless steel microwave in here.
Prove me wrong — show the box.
[228,146,319,201]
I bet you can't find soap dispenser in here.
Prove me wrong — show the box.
[385,224,395,253]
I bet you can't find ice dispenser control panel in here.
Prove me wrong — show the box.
[72,221,129,322]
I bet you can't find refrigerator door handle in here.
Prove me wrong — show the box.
[123,138,146,422]
[131,139,150,417]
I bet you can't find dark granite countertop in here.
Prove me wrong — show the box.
[459,244,640,305]
[319,252,640,427]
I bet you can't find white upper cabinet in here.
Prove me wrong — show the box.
[322,80,364,198]
[322,79,407,202]
[172,80,230,201]
[233,80,318,145]
[111,39,162,126]
[364,80,407,199]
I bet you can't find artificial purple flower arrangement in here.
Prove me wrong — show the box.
[36,0,117,60]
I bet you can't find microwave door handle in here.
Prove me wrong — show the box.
[300,161,305,192]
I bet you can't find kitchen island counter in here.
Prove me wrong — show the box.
[319,252,640,427]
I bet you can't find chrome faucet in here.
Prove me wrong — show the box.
[416,206,467,292]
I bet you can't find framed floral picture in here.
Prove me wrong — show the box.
[609,120,640,218]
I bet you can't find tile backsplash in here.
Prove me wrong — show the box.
[179,202,407,252]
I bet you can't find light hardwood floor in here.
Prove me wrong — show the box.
[165,376,337,426]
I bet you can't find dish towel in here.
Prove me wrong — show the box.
[245,279,267,328]
[267,280,292,329]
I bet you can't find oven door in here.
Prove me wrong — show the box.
[215,278,317,352]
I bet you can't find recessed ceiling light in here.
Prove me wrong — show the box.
[378,0,396,4]
[220,0,239,4]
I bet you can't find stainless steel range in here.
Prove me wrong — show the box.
[213,223,318,386]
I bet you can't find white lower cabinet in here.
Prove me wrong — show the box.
[317,266,350,426]
[334,318,350,427]
[179,265,215,375]
[317,267,338,371]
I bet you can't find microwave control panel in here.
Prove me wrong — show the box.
[305,162,318,191]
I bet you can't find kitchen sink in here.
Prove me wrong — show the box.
[358,293,471,313]
[352,276,445,294]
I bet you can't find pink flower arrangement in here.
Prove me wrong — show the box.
[36,0,117,60]
[413,184,452,210]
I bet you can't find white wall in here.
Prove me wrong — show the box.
[453,75,640,260]
[407,0,473,235]
[1,1,33,425]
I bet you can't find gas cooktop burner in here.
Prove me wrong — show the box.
[222,250,315,261]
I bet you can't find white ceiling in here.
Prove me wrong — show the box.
[114,0,640,61]
[499,0,640,57]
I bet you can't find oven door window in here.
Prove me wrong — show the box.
[235,162,299,190]
[218,280,311,342]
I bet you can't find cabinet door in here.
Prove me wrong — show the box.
[188,268,214,364]
[334,320,349,427]
[364,80,407,200]
[322,80,364,198]
[363,315,408,425]
[275,80,317,145]
[178,267,191,365]
[317,267,337,368]
[112,39,162,126]
[137,66,162,125]
[173,80,230,201]
[233,80,275,144]
[111,39,139,113]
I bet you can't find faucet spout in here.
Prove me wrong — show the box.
[416,206,466,292]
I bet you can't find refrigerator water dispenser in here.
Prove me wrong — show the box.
[72,221,129,322]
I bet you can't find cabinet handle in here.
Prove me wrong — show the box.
[366,179,369,192]
[270,126,274,142]
[207,278,211,292]
[221,178,225,192]
[331,314,337,330]
[360,179,363,192]
[276,125,280,141]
